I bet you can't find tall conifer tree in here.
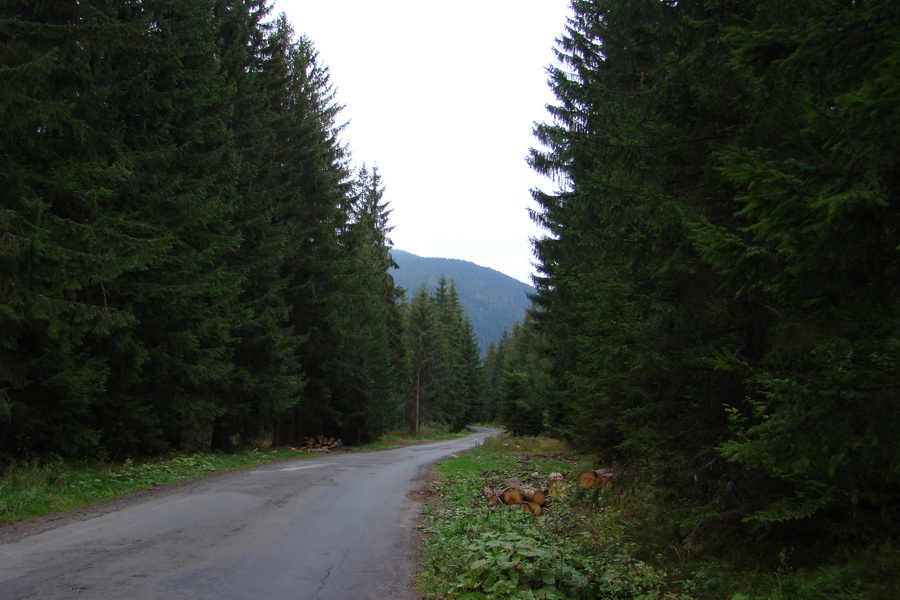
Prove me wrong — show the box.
[402,278,481,433]
[270,29,354,444]
[209,1,305,450]
[331,164,404,443]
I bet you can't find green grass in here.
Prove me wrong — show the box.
[415,434,900,600]
[416,435,696,599]
[0,448,303,525]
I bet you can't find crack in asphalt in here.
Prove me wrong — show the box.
[315,548,350,600]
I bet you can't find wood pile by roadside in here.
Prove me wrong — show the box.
[294,435,343,452]
[481,469,616,515]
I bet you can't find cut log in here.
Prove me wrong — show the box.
[577,468,615,488]
[482,486,501,506]
[494,483,548,507]
[547,473,564,496]
[499,487,526,505]
[516,501,542,516]
[593,468,613,488]
[594,475,612,488]
[484,475,556,512]
[576,470,598,488]
[518,486,546,506]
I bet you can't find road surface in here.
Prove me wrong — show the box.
[0,428,500,600]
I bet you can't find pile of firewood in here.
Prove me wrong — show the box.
[483,477,548,515]
[299,435,342,452]
[482,469,615,515]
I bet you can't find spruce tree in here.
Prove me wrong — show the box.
[530,0,736,460]
[496,319,553,437]
[441,280,481,431]
[331,164,404,443]
[691,0,900,526]
[209,1,305,450]
[270,30,354,444]
[479,336,508,423]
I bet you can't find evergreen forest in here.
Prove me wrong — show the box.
[3,0,899,571]
[0,0,486,458]
[481,0,900,559]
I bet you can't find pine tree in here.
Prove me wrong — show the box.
[271,30,355,445]
[209,1,305,450]
[331,164,404,443]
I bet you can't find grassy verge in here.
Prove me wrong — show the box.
[0,426,468,526]
[416,435,899,600]
[0,448,303,525]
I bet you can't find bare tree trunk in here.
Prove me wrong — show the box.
[413,372,421,436]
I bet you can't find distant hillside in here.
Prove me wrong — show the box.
[390,249,534,355]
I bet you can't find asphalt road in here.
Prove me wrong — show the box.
[0,428,500,600]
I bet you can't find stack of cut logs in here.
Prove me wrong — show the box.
[300,435,342,452]
[483,477,549,515]
[482,469,615,515]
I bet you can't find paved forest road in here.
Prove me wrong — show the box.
[0,428,500,600]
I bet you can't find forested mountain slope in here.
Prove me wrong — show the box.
[390,250,533,354]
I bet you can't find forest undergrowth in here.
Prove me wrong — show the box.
[415,435,899,600]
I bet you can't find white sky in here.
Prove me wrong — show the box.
[273,0,570,284]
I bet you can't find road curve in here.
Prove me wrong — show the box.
[0,427,500,600]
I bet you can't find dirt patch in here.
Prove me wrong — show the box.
[407,467,444,503]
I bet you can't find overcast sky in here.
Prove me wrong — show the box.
[274,0,571,284]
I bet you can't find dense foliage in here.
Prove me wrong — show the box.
[0,0,482,460]
[502,0,899,546]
